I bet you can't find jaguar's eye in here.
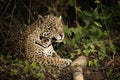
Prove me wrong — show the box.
[54,26,57,31]
[40,36,43,40]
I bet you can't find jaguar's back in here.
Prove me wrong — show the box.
[16,15,72,68]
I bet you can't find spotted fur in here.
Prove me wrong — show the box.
[15,15,72,68]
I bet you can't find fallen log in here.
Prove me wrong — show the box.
[71,56,87,80]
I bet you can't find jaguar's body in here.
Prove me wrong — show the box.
[15,15,72,68]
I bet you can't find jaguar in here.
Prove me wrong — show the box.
[15,15,72,68]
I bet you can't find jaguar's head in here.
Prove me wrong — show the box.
[38,15,64,42]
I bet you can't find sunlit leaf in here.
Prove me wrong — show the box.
[83,11,93,17]
[70,53,75,59]
[83,50,90,56]
[37,73,45,78]
[94,21,102,27]
[67,0,75,6]
[31,61,37,69]
[94,0,100,4]
[88,60,93,66]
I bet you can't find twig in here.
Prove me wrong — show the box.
[19,0,34,23]
[0,0,11,17]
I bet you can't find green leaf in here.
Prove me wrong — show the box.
[31,61,37,69]
[24,60,29,73]
[75,6,81,12]
[94,7,99,16]
[88,60,94,66]
[93,59,98,66]
[90,26,104,39]
[24,66,29,73]
[107,69,113,77]
[109,40,116,54]
[96,14,110,20]
[94,21,102,27]
[83,50,90,56]
[24,60,29,66]
[37,73,45,78]
[94,0,100,4]
[64,26,73,37]
[67,0,75,6]
[75,49,81,55]
[70,53,75,59]
[11,69,18,76]
[83,11,93,17]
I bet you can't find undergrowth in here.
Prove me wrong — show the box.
[0,0,120,80]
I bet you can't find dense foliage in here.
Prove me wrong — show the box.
[0,0,120,80]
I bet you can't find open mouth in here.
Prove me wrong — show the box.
[52,37,63,42]
[55,39,63,42]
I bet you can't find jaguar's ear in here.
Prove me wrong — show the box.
[57,16,62,23]
[38,15,44,23]
[58,16,62,21]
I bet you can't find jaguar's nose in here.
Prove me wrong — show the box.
[60,34,63,37]
[52,33,64,42]
[60,33,64,39]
